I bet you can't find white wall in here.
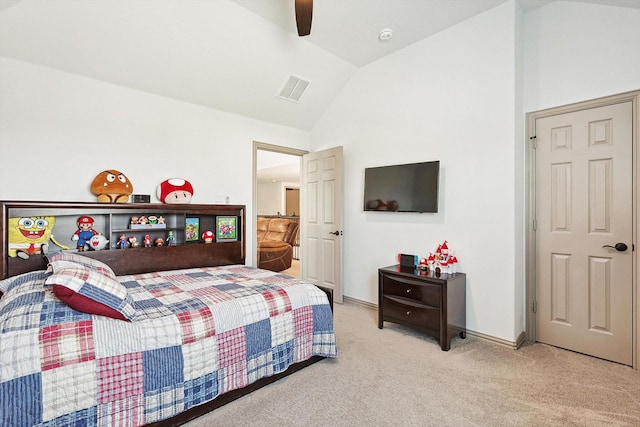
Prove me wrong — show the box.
[524,1,640,112]
[257,181,300,216]
[0,58,311,264]
[312,2,521,342]
[257,182,282,215]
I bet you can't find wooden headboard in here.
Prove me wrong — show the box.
[1,201,246,279]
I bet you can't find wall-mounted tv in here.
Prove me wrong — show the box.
[363,160,439,213]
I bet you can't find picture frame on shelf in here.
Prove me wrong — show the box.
[216,216,237,242]
[185,217,200,242]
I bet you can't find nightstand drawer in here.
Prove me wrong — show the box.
[382,296,440,332]
[382,275,441,308]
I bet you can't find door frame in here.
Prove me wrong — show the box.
[525,90,640,369]
[252,141,308,267]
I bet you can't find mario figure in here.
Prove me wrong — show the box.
[117,233,129,249]
[72,216,98,252]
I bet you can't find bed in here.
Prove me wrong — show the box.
[0,201,337,426]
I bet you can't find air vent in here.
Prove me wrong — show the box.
[278,75,310,103]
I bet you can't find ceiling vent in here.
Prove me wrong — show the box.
[278,75,310,103]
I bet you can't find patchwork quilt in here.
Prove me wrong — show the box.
[0,265,337,426]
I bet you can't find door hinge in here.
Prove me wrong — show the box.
[532,300,537,313]
[532,219,537,231]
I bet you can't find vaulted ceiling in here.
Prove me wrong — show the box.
[1,0,638,131]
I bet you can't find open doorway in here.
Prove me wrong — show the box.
[253,142,308,278]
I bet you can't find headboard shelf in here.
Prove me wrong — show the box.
[1,200,246,279]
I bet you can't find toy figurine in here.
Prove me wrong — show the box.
[202,230,214,243]
[154,237,165,247]
[90,169,133,203]
[449,254,458,273]
[148,215,158,225]
[157,216,165,224]
[72,216,98,252]
[143,234,152,247]
[427,253,435,271]
[130,216,139,225]
[157,178,194,204]
[426,240,460,274]
[129,236,139,248]
[87,234,109,251]
[117,233,129,249]
[166,231,176,246]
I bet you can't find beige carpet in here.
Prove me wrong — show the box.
[280,259,300,278]
[186,302,640,427]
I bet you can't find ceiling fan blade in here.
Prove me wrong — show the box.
[295,0,313,36]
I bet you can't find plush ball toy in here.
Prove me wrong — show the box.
[91,169,134,203]
[157,178,194,204]
[87,234,109,251]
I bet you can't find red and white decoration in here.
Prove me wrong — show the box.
[427,240,459,273]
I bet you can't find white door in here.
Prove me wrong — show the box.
[535,101,633,365]
[301,146,343,303]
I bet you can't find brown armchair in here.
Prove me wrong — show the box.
[257,217,299,272]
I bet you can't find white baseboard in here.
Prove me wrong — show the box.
[343,296,526,350]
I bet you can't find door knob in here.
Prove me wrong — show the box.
[329,230,341,236]
[602,243,628,252]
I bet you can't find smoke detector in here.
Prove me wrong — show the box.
[378,28,393,42]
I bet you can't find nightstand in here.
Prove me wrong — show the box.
[378,265,466,351]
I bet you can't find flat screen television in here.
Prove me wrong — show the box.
[363,160,439,213]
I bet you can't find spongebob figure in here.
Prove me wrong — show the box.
[8,216,69,259]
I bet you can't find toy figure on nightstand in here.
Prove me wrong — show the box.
[166,231,176,246]
[154,237,165,246]
[450,255,458,273]
[143,234,152,247]
[427,253,435,272]
[427,240,460,274]
[117,233,129,249]
[71,216,98,252]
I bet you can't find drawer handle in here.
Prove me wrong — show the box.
[406,310,411,315]
[406,289,411,293]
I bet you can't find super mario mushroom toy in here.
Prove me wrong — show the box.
[157,178,194,204]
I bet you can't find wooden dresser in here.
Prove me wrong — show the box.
[378,264,466,351]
